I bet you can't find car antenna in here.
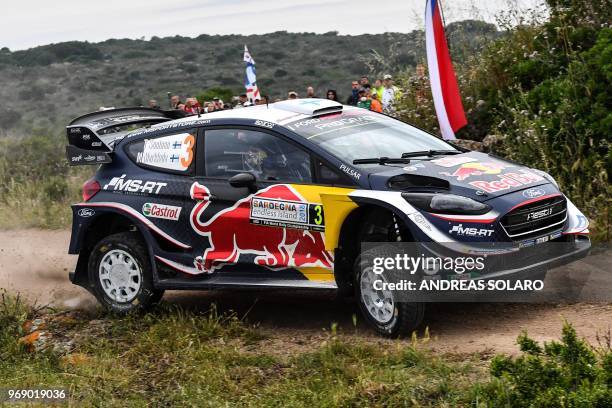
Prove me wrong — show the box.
[265,95,269,109]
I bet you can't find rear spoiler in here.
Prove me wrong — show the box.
[65,107,186,166]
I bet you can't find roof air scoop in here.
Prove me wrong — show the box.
[274,98,343,116]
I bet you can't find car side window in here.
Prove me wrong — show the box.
[125,130,196,174]
[204,129,312,183]
[316,160,356,186]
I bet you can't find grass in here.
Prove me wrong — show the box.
[0,292,489,407]
[2,292,610,406]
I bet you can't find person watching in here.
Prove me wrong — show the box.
[170,95,182,110]
[356,88,371,110]
[371,79,384,101]
[238,94,250,107]
[326,90,338,101]
[213,97,224,110]
[382,74,396,112]
[148,99,160,109]
[370,92,383,113]
[288,91,299,99]
[306,86,316,98]
[183,98,199,115]
[346,81,360,105]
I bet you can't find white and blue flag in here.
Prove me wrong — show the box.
[243,45,260,103]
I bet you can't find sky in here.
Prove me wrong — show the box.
[1,0,542,50]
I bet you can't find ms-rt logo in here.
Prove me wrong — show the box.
[103,174,167,194]
[449,224,494,237]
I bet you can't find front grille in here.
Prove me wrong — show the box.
[501,196,567,239]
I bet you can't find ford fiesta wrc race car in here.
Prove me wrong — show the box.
[65,99,591,336]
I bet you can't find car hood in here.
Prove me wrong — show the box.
[367,152,553,201]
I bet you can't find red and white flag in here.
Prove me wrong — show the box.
[425,0,467,140]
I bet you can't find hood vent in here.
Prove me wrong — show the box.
[387,174,449,191]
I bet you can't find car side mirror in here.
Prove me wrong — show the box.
[228,172,257,192]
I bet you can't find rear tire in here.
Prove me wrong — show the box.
[88,232,163,313]
[355,246,424,337]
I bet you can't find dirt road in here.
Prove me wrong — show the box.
[1,229,610,355]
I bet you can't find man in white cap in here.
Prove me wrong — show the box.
[382,74,396,113]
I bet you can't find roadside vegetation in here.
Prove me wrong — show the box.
[394,0,611,241]
[1,292,610,406]
[0,128,91,229]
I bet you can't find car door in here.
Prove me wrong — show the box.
[189,126,335,276]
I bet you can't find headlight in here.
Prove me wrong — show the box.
[402,193,491,215]
[531,169,559,189]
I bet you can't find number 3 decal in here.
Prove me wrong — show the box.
[180,134,195,168]
[313,205,323,225]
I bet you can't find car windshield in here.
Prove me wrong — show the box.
[285,108,456,165]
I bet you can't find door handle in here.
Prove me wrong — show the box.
[193,191,216,201]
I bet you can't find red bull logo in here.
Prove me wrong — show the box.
[469,170,545,193]
[189,182,333,273]
[441,162,510,181]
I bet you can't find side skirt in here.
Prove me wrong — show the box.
[155,276,338,291]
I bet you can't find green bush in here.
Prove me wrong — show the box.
[196,87,235,104]
[480,323,612,407]
[393,0,610,240]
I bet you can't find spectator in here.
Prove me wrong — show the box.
[360,75,370,87]
[326,89,338,101]
[288,91,299,99]
[306,86,316,98]
[382,74,396,112]
[356,88,371,110]
[148,99,160,109]
[346,81,360,105]
[371,79,384,101]
[170,95,182,109]
[213,97,223,110]
[370,93,383,113]
[183,97,200,115]
[238,94,251,107]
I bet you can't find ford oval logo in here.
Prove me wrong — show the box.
[523,188,545,199]
[78,208,95,217]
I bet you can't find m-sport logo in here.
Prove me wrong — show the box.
[142,203,181,221]
[449,224,494,237]
[523,188,545,199]
[527,208,553,221]
[103,174,167,194]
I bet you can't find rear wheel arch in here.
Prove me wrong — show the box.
[73,212,149,288]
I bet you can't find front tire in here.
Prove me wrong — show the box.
[88,232,163,313]
[355,246,425,337]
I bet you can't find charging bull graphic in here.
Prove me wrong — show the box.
[189,182,333,273]
[441,162,511,181]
